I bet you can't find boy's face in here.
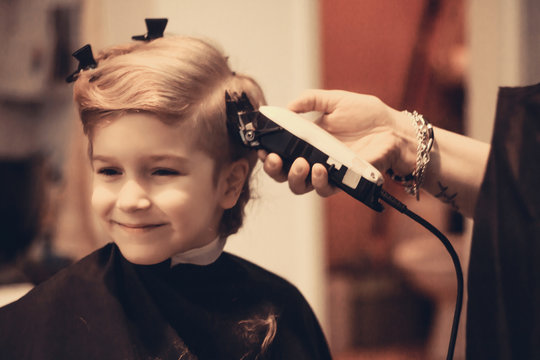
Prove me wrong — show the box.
[90,113,230,265]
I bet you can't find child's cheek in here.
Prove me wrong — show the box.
[153,188,189,212]
[91,185,116,217]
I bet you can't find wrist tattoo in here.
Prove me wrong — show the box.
[435,181,459,210]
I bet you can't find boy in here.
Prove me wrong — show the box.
[0,36,331,359]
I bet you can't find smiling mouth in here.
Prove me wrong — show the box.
[112,221,167,233]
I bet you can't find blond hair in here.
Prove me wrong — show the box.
[72,36,266,238]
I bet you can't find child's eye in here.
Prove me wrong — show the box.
[152,168,180,176]
[97,168,121,176]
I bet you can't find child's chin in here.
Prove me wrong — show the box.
[116,244,170,265]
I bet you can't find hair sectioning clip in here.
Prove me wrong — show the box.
[65,44,97,83]
[132,18,168,41]
[225,91,384,211]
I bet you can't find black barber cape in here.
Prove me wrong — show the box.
[467,83,540,359]
[0,243,331,360]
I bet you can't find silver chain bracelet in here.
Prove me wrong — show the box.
[388,110,434,200]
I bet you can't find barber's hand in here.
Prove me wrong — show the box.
[258,89,415,196]
[258,150,337,196]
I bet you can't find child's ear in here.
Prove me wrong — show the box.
[218,158,250,210]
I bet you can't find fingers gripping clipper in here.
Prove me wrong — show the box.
[226,92,385,212]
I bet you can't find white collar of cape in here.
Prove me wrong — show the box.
[170,237,227,267]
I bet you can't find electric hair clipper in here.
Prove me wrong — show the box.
[226,92,384,212]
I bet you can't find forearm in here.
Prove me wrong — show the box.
[423,127,489,218]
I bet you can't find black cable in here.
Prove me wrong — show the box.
[380,189,464,360]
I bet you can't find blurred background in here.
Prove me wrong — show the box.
[1,0,539,359]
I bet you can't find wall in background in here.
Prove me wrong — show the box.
[466,0,540,142]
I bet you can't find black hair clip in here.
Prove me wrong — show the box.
[132,18,168,41]
[65,44,98,83]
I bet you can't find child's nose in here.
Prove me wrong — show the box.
[116,180,151,212]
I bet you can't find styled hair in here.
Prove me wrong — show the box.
[72,36,266,238]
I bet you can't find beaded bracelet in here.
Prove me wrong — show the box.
[387,110,434,200]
